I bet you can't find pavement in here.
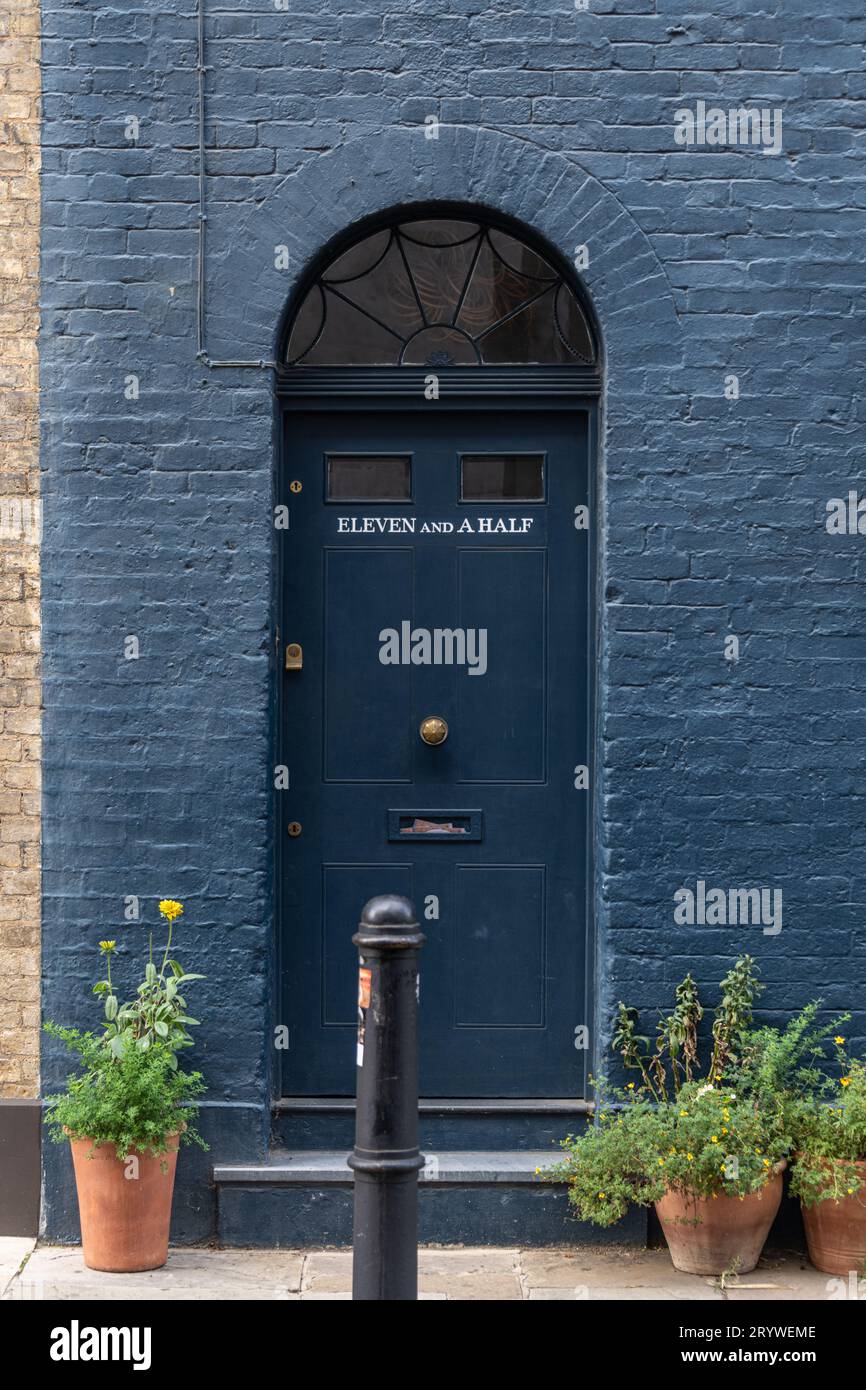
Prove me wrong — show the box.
[0,1238,851,1300]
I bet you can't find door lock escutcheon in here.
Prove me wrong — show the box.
[284,643,303,671]
[287,821,302,837]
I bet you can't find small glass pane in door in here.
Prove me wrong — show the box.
[327,454,412,502]
[460,453,544,501]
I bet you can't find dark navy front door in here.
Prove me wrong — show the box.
[280,407,589,1096]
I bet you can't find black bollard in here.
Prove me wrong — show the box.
[349,894,425,1301]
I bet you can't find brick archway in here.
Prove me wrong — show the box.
[208,125,682,382]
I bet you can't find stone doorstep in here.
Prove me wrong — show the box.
[213,1149,557,1184]
[214,1148,624,1248]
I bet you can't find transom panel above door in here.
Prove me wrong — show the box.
[279,407,590,1097]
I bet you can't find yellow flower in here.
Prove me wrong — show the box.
[626,1082,635,1090]
[686,1153,694,1162]
[835,1037,845,1046]
[535,1167,541,1175]
[658,1158,665,1165]
[848,1188,854,1195]
[763,1159,770,1168]
[840,1077,851,1088]
[679,1109,688,1116]
[711,1135,719,1143]
[598,1192,605,1199]
[721,1127,728,1135]
[159,899,184,923]
[669,1147,677,1155]
[98,940,116,953]
[755,1147,762,1154]
[719,1164,726,1173]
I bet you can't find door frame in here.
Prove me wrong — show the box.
[273,372,600,1102]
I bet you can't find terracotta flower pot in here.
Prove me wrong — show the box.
[654,1165,785,1276]
[69,1131,181,1272]
[801,1159,866,1275]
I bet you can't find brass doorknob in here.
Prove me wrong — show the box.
[419,715,449,746]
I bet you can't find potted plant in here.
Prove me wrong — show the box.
[44,899,207,1272]
[790,1036,866,1275]
[547,959,831,1276]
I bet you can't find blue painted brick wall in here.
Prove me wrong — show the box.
[39,0,866,1238]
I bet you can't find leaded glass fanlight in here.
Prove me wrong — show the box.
[284,217,597,368]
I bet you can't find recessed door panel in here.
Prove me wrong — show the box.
[454,865,546,1027]
[323,547,414,783]
[456,548,546,783]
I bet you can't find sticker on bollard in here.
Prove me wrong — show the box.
[349,894,426,1301]
[356,965,371,1067]
[358,967,372,1008]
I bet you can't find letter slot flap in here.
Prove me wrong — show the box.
[388,810,482,842]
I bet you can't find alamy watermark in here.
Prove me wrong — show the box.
[674,100,783,156]
[827,1271,866,1300]
[826,492,866,535]
[674,879,782,936]
[379,622,487,676]
[0,497,41,543]
[50,1321,151,1370]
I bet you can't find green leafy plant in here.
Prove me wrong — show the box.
[612,955,759,1103]
[548,958,842,1228]
[790,1034,866,1208]
[95,900,204,1064]
[549,1079,785,1227]
[709,955,763,1082]
[612,1003,658,1097]
[43,898,208,1157]
[661,971,703,1093]
[43,1024,206,1160]
[735,1001,844,1124]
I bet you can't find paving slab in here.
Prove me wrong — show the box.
[587,1286,720,1301]
[723,1274,838,1301]
[302,1291,447,1300]
[8,1246,305,1301]
[303,1246,523,1299]
[4,1242,835,1301]
[417,1247,522,1299]
[300,1249,353,1293]
[0,1237,35,1296]
[721,1251,840,1302]
[519,1245,719,1296]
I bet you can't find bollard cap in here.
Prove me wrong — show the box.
[360,894,418,927]
[354,894,424,951]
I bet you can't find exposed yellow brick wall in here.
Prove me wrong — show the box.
[0,0,40,1098]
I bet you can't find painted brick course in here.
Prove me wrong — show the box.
[37,0,866,1237]
[0,0,40,1099]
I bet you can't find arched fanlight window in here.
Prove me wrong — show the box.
[284,216,597,368]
